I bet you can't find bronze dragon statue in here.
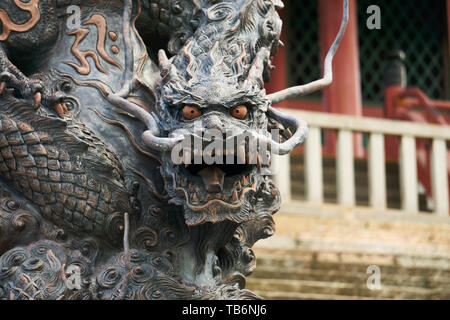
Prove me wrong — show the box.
[0,0,347,300]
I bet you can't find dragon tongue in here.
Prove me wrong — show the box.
[198,167,225,193]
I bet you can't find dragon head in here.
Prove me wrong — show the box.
[67,0,347,228]
[140,0,307,226]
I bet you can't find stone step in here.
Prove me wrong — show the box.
[250,266,450,289]
[254,252,450,276]
[254,247,450,262]
[246,278,450,300]
[256,259,450,279]
[247,246,450,299]
[250,290,382,300]
[258,252,450,268]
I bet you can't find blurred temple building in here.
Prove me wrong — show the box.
[248,0,450,299]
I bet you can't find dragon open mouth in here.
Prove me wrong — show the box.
[158,124,278,225]
[169,147,268,208]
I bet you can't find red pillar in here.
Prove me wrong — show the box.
[266,9,287,108]
[319,0,364,157]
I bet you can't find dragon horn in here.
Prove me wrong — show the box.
[245,48,270,88]
[158,49,171,77]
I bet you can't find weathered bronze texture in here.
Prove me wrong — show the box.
[0,0,346,300]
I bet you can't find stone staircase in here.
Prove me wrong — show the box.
[245,211,450,300]
[246,247,450,300]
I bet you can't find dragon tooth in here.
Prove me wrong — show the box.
[242,176,248,186]
[194,148,203,160]
[236,181,242,189]
[285,128,293,139]
[182,150,192,166]
[192,193,198,203]
[195,189,200,198]
[231,190,238,202]
[257,153,261,168]
[248,151,257,165]
[237,145,246,164]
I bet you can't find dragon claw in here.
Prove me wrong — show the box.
[0,71,71,118]
[0,71,44,107]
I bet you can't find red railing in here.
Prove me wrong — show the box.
[384,86,450,201]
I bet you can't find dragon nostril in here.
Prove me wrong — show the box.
[204,115,223,131]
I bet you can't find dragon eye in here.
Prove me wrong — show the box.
[182,106,201,120]
[231,105,248,119]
